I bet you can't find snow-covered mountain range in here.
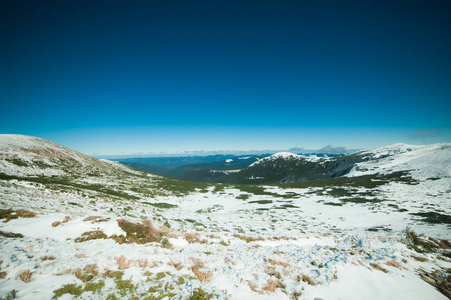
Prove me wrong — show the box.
[0,135,450,299]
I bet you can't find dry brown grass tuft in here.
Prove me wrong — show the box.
[0,272,6,279]
[189,257,205,265]
[264,266,281,279]
[52,216,70,227]
[74,230,107,243]
[168,261,184,270]
[102,270,124,279]
[385,260,401,269]
[17,270,33,283]
[83,216,110,223]
[233,234,265,243]
[116,256,130,270]
[114,219,173,244]
[262,279,283,293]
[84,264,99,275]
[224,257,237,265]
[437,255,451,262]
[411,255,428,262]
[248,281,264,294]
[40,255,57,261]
[72,264,99,282]
[191,265,212,283]
[76,254,87,259]
[270,236,295,241]
[370,263,389,273]
[16,209,38,218]
[137,259,149,268]
[184,233,201,244]
[296,274,315,285]
[267,258,291,268]
[0,230,23,238]
[83,216,101,222]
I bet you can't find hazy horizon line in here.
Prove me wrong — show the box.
[93,145,361,159]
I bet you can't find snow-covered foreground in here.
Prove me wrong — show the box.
[1,178,451,299]
[1,213,449,300]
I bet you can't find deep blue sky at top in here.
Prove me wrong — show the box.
[1,0,450,155]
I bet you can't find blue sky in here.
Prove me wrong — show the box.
[1,1,450,155]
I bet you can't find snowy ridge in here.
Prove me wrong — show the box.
[249,152,326,167]
[0,134,141,177]
[348,143,451,180]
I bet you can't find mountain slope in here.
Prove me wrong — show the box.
[190,143,451,184]
[347,143,451,180]
[0,134,141,178]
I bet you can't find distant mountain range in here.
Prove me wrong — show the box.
[115,143,451,184]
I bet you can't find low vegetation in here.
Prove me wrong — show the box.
[0,208,37,222]
[402,227,438,253]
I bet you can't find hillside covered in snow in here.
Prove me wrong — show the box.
[0,135,450,299]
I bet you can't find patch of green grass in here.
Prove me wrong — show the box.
[177,277,185,285]
[340,197,383,204]
[195,204,224,213]
[412,212,451,225]
[153,177,210,196]
[366,226,392,232]
[6,158,29,167]
[236,194,250,200]
[280,204,300,208]
[219,240,230,246]
[323,202,344,206]
[142,202,178,209]
[52,284,84,299]
[189,287,217,300]
[0,173,140,200]
[103,270,124,280]
[248,200,273,204]
[84,280,105,293]
[115,278,136,296]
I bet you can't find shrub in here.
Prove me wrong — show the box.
[115,219,170,244]
[52,284,83,299]
[190,287,216,300]
[160,237,172,249]
[0,209,37,222]
[16,270,32,283]
[74,230,107,243]
[0,230,23,238]
[402,227,437,253]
